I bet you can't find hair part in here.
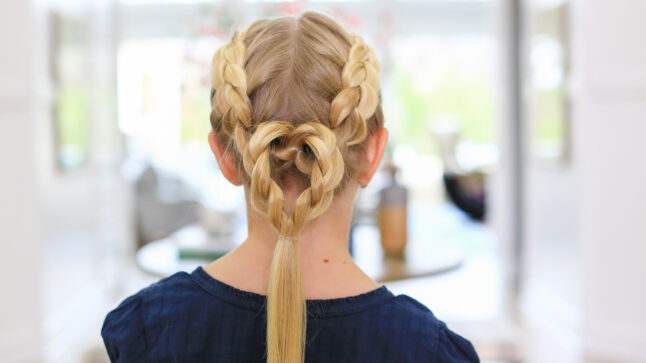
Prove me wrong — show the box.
[209,11,383,363]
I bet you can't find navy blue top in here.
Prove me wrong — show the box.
[101,266,479,362]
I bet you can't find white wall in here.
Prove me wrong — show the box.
[572,0,646,360]
[521,0,646,361]
[0,0,133,361]
[522,164,582,361]
[0,1,44,362]
[37,1,135,361]
[504,1,583,360]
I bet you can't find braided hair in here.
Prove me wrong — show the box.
[209,11,383,363]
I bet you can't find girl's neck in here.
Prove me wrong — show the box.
[203,186,380,299]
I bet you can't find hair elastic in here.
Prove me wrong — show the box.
[278,235,299,242]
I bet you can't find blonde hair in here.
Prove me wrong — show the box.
[209,11,383,363]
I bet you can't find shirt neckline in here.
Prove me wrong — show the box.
[189,265,396,318]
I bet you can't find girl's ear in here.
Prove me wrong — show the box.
[208,132,244,186]
[357,127,389,186]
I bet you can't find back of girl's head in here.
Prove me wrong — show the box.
[209,11,383,363]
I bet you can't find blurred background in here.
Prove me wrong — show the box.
[1,0,644,362]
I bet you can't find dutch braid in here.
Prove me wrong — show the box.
[330,35,381,147]
[211,31,252,154]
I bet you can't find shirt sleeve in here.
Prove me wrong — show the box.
[433,325,480,363]
[101,293,148,362]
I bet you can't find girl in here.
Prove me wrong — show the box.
[102,11,479,363]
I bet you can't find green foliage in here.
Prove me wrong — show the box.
[57,86,88,150]
[181,85,212,143]
[392,67,495,153]
[535,86,564,141]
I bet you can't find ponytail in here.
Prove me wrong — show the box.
[267,235,305,363]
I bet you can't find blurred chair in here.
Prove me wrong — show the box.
[432,119,488,221]
[135,165,200,247]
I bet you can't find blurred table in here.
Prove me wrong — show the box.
[351,223,464,282]
[137,221,465,283]
[136,224,235,278]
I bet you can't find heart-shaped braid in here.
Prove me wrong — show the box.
[243,121,344,236]
[329,35,381,147]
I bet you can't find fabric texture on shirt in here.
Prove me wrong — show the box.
[102,266,480,363]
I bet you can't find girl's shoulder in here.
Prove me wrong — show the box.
[101,271,197,362]
[378,294,481,362]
